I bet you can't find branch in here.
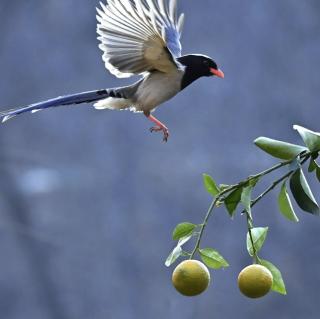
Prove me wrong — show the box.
[189,152,311,259]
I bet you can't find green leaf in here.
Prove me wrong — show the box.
[260,259,287,295]
[294,125,320,152]
[246,227,268,256]
[172,222,197,240]
[225,187,243,217]
[254,137,307,160]
[199,248,229,269]
[203,174,220,196]
[308,159,318,172]
[165,234,193,267]
[165,245,182,267]
[278,182,299,222]
[178,234,193,247]
[241,185,253,218]
[316,167,320,183]
[290,169,320,215]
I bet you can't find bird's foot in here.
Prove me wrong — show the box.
[149,125,170,142]
[144,112,170,142]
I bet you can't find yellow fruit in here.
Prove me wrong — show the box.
[238,264,273,298]
[172,260,210,296]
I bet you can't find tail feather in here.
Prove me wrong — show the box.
[0,89,111,123]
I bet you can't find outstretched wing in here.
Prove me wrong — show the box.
[97,0,185,78]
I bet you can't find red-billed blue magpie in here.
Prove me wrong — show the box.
[0,0,224,142]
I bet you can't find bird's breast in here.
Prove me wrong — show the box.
[133,70,183,112]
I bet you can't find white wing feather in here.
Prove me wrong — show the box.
[97,0,185,78]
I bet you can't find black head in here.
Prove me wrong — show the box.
[177,54,224,90]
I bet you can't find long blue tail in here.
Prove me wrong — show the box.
[0,89,110,123]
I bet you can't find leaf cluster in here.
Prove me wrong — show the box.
[254,125,320,217]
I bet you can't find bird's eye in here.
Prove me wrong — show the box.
[203,60,209,66]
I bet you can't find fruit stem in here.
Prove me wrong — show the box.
[190,196,220,259]
[246,214,258,263]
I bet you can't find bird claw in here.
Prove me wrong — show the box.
[150,126,170,142]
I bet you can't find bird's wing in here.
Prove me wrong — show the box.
[97,0,185,78]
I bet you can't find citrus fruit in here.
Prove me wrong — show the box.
[238,264,273,298]
[172,260,210,296]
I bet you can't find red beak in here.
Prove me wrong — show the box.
[210,68,225,78]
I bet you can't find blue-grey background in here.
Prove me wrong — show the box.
[0,1,319,318]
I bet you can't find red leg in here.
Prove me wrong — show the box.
[144,112,170,142]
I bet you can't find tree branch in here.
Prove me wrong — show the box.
[189,152,311,260]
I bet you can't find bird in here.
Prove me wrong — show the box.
[0,0,224,142]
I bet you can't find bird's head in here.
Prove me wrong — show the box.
[177,54,224,90]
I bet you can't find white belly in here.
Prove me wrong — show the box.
[133,70,183,112]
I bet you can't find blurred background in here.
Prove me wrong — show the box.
[0,0,320,318]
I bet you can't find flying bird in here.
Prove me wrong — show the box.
[0,0,224,142]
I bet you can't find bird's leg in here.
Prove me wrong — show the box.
[144,111,170,142]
